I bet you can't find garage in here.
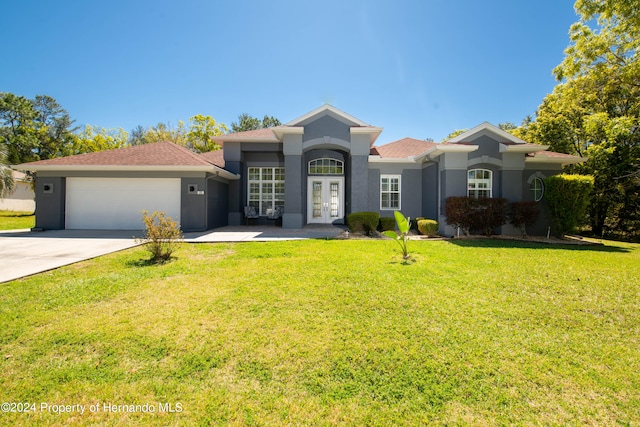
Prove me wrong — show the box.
[65,177,181,230]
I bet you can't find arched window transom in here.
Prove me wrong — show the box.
[308,158,344,175]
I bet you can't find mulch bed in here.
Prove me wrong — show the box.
[340,230,603,245]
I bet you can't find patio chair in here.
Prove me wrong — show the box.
[244,206,259,225]
[267,206,284,226]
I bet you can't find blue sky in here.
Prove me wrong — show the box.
[3,0,578,144]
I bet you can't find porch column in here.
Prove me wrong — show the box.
[349,134,371,214]
[438,152,469,236]
[501,152,525,234]
[283,134,304,229]
[224,142,243,226]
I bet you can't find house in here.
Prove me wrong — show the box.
[0,171,35,212]
[16,105,584,235]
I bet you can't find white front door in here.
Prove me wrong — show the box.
[307,177,344,224]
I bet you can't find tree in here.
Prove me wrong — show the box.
[260,115,281,129]
[498,122,518,132]
[231,113,281,133]
[32,95,77,159]
[0,144,14,199]
[0,93,76,164]
[128,115,227,153]
[515,0,640,238]
[185,114,227,153]
[128,125,148,146]
[443,129,467,141]
[68,125,129,155]
[0,92,38,165]
[142,121,187,145]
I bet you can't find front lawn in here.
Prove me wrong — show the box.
[0,210,34,230]
[1,239,638,425]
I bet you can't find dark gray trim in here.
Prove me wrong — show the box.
[34,176,66,230]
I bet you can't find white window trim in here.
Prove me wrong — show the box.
[247,167,285,216]
[380,174,401,210]
[530,177,544,202]
[467,168,492,198]
[527,172,546,202]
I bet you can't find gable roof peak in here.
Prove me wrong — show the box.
[446,122,528,145]
[285,104,371,127]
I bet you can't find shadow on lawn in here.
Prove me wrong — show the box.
[447,237,632,253]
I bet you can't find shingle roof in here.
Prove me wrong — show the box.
[212,128,279,142]
[372,138,437,158]
[21,142,215,167]
[199,149,225,168]
[532,150,579,159]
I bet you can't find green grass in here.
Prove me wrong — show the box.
[0,210,34,230]
[1,239,639,425]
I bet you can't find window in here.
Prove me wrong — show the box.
[248,167,285,215]
[380,175,401,210]
[530,177,544,201]
[308,158,344,175]
[468,169,492,198]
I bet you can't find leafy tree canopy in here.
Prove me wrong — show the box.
[442,129,467,141]
[231,113,281,133]
[68,125,129,156]
[515,0,640,238]
[128,115,227,152]
[0,144,14,198]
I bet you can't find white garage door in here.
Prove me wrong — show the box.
[66,178,181,230]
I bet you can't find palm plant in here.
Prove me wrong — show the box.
[0,144,15,199]
[382,210,412,261]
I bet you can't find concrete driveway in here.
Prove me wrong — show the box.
[0,229,140,283]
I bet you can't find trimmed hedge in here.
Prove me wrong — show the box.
[347,211,380,236]
[413,217,426,231]
[445,196,509,236]
[417,219,439,237]
[510,201,540,236]
[473,198,509,236]
[444,197,475,233]
[379,216,396,232]
[544,174,594,237]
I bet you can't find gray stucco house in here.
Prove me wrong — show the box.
[17,105,583,235]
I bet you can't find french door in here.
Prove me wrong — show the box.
[307,177,344,224]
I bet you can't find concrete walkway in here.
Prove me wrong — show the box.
[184,224,347,242]
[0,225,347,283]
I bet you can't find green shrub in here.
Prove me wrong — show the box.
[509,201,540,236]
[417,219,439,237]
[379,216,396,231]
[136,210,183,263]
[412,217,426,231]
[545,174,594,237]
[347,212,380,236]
